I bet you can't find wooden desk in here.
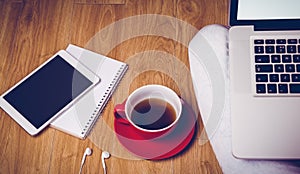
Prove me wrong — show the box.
[0,0,228,173]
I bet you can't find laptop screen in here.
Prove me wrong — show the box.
[237,0,300,20]
[230,0,300,30]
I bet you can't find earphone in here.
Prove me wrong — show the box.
[79,148,92,174]
[101,151,110,174]
[78,148,110,174]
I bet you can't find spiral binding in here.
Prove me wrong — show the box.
[80,64,128,137]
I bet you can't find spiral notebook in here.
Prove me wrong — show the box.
[50,44,128,139]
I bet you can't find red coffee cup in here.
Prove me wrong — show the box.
[114,85,182,139]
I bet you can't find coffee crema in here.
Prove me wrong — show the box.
[130,98,176,130]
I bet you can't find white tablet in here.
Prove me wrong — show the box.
[0,50,100,136]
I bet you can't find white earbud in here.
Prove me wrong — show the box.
[101,151,110,174]
[79,148,92,174]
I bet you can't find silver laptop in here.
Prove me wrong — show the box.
[229,0,300,159]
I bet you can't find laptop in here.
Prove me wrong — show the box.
[229,0,300,159]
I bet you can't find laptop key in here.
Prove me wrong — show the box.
[269,74,279,82]
[256,65,273,72]
[287,45,297,53]
[267,84,277,93]
[266,39,275,44]
[276,39,286,44]
[276,45,286,53]
[256,84,266,94]
[271,55,281,63]
[255,55,269,63]
[278,84,288,93]
[293,55,300,62]
[290,84,300,93]
[285,64,295,72]
[292,74,300,82]
[254,40,264,44]
[280,74,290,82]
[274,64,284,72]
[297,64,300,72]
[255,46,264,54]
[288,39,298,44]
[282,55,292,63]
[256,74,268,82]
[265,46,275,53]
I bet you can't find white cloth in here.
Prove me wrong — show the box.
[189,24,300,174]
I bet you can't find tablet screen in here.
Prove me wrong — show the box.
[3,55,93,129]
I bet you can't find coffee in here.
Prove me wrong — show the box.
[131,98,176,130]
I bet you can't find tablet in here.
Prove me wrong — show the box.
[0,50,100,136]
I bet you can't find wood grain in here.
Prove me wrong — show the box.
[0,2,56,174]
[74,0,125,5]
[0,0,229,173]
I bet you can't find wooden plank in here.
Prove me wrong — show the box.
[74,0,125,5]
[0,0,75,173]
[1,0,23,2]
[5,0,74,82]
[70,4,117,47]
[0,3,42,174]
[172,0,228,173]
[0,1,22,93]
[172,139,223,174]
[48,133,94,174]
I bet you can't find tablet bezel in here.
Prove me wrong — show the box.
[0,50,100,136]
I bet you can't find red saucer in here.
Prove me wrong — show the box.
[114,99,196,160]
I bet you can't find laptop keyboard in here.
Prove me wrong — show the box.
[252,37,300,95]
